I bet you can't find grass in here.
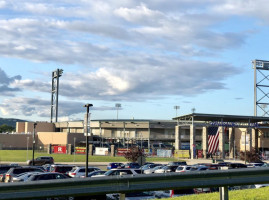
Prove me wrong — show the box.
[160,187,269,200]
[0,150,176,163]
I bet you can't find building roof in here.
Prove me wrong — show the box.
[173,113,269,123]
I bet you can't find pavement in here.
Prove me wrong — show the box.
[1,158,267,167]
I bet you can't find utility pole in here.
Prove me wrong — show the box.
[84,104,93,178]
[32,123,37,166]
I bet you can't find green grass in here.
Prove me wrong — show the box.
[0,150,176,163]
[160,187,269,200]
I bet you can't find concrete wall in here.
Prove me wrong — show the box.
[0,134,33,149]
[16,122,55,133]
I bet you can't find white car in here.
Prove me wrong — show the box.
[92,169,142,177]
[154,165,178,173]
[11,172,43,182]
[68,167,100,178]
[175,165,193,173]
[143,165,164,174]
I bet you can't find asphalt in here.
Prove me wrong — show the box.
[2,158,261,167]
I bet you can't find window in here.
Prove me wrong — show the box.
[264,132,269,138]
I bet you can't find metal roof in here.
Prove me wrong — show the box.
[173,113,269,123]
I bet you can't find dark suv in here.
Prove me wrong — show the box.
[27,156,54,166]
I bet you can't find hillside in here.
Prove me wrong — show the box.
[0,118,27,128]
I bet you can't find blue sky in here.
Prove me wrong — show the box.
[0,0,268,122]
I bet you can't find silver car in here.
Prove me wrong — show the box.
[68,166,100,178]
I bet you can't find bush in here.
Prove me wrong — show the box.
[123,146,146,163]
[239,148,261,163]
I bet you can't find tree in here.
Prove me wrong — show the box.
[240,148,261,163]
[0,124,15,133]
[124,146,146,163]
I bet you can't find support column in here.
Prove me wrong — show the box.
[202,127,208,158]
[219,126,225,159]
[175,125,181,150]
[252,129,259,152]
[247,127,253,151]
[229,128,234,159]
[190,125,196,159]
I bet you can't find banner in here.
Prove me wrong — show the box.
[157,149,172,157]
[174,150,189,159]
[95,147,109,155]
[75,147,86,154]
[117,148,130,156]
[54,146,66,154]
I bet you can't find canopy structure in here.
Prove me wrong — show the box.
[173,113,269,128]
[173,113,269,159]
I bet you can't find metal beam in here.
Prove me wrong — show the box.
[0,168,269,199]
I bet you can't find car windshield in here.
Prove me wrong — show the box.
[104,170,114,176]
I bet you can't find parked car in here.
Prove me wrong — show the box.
[50,164,76,174]
[247,162,265,168]
[11,172,43,182]
[167,161,187,166]
[93,169,142,177]
[125,163,141,169]
[154,165,178,173]
[27,156,54,166]
[68,166,101,178]
[175,165,193,173]
[190,165,208,171]
[81,170,107,178]
[143,165,164,174]
[26,172,71,181]
[0,165,20,182]
[140,164,162,172]
[5,167,44,182]
[107,162,125,170]
[227,163,247,169]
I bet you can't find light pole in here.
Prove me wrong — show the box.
[84,103,93,178]
[32,123,37,166]
[192,108,196,113]
[115,103,121,120]
[174,106,180,117]
[73,137,76,162]
[26,136,29,161]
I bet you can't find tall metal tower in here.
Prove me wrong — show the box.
[253,59,269,116]
[50,69,63,122]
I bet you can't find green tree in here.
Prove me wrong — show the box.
[0,124,15,133]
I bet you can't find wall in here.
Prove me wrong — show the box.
[0,133,33,149]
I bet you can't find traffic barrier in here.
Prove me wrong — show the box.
[0,168,268,200]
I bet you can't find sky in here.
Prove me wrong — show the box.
[0,0,269,122]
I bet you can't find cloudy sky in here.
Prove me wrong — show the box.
[0,0,268,122]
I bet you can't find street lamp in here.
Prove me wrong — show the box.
[174,106,180,117]
[84,103,93,178]
[191,108,196,113]
[32,123,37,166]
[115,103,121,120]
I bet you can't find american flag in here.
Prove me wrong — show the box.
[208,127,220,154]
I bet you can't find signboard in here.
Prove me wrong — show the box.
[95,147,109,156]
[54,146,66,154]
[143,149,152,155]
[75,147,86,154]
[157,149,172,157]
[174,150,189,159]
[117,148,130,156]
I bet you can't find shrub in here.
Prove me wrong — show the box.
[239,148,261,163]
[123,146,146,163]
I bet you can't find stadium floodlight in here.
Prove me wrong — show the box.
[115,103,121,120]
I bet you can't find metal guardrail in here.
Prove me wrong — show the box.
[0,168,268,200]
